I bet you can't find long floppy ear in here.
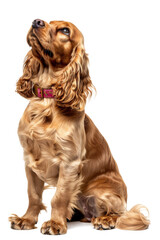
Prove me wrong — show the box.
[16,50,40,98]
[55,44,94,111]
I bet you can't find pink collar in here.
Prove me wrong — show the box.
[32,83,55,98]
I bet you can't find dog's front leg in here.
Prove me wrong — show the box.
[9,166,46,230]
[41,159,82,235]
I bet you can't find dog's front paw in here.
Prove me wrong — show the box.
[41,220,67,235]
[9,214,37,230]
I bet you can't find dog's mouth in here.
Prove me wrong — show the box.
[43,49,53,58]
[30,32,53,58]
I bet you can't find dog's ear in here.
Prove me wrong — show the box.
[16,50,40,98]
[55,44,93,111]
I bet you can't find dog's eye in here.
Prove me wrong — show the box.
[58,28,70,36]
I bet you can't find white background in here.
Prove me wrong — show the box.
[0,0,160,239]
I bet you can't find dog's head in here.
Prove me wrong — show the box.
[27,19,83,66]
[16,19,93,111]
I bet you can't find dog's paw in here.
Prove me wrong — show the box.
[9,214,36,230]
[91,215,116,230]
[41,220,67,235]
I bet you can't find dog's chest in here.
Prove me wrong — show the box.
[18,99,73,185]
[17,99,84,185]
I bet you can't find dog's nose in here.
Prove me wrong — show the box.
[32,19,45,28]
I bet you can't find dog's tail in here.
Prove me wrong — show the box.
[116,204,150,230]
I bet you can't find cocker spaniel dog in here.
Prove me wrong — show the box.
[9,19,150,234]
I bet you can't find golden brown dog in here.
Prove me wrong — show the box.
[9,19,150,234]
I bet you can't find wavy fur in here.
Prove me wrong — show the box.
[116,204,150,230]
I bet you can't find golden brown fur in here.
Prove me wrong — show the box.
[9,19,150,234]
